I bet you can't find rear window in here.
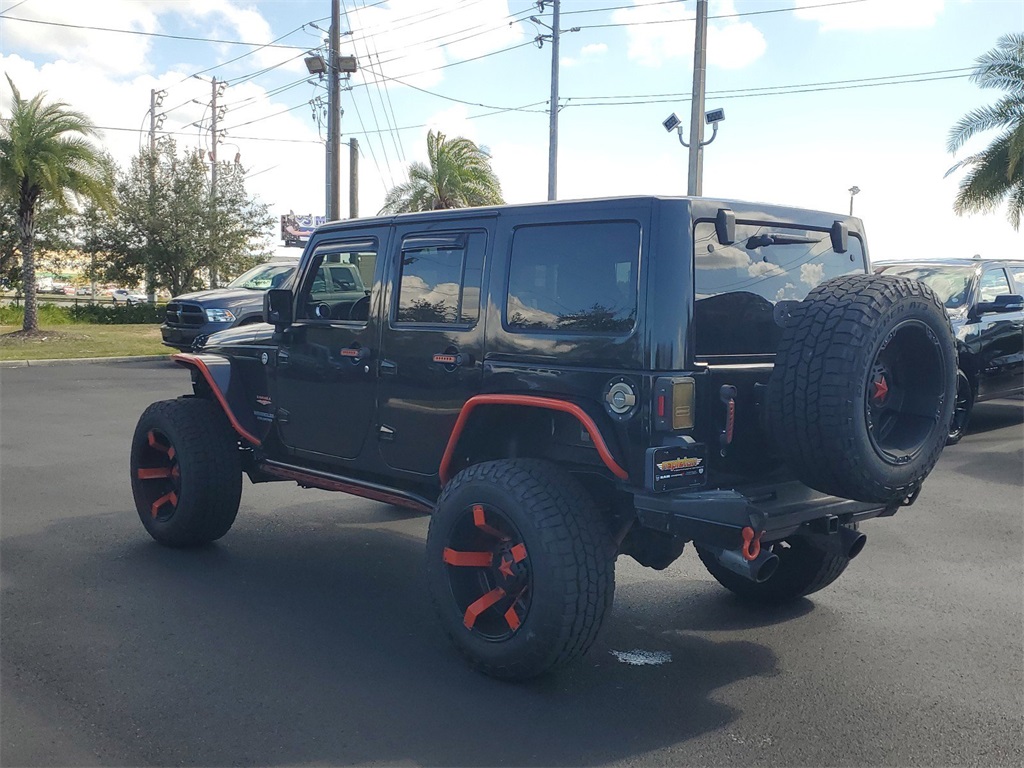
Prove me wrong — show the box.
[693,221,865,357]
[506,221,639,333]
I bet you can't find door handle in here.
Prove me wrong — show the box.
[380,359,398,376]
[341,345,372,363]
[433,352,468,367]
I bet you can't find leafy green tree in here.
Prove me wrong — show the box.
[379,130,504,214]
[94,140,272,296]
[0,76,112,330]
[947,33,1024,230]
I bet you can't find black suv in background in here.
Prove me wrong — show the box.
[161,258,304,350]
[875,258,1024,443]
[132,197,957,680]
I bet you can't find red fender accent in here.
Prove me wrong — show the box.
[172,353,262,446]
[439,394,629,485]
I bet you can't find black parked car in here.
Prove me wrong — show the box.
[161,259,302,350]
[132,196,958,680]
[875,258,1024,443]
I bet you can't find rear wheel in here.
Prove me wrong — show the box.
[426,460,615,680]
[130,398,242,547]
[696,524,860,604]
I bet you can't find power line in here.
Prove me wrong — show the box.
[358,65,547,113]
[343,0,397,188]
[574,0,869,30]
[564,70,973,108]
[0,14,308,49]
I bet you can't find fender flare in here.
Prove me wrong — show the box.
[172,353,262,446]
[439,394,629,485]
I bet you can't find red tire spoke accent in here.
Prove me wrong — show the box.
[167,446,176,461]
[147,430,170,453]
[443,548,493,567]
[503,588,527,631]
[504,605,521,631]
[150,491,178,518]
[463,587,505,629]
[472,504,508,540]
[137,467,173,480]
[510,543,527,562]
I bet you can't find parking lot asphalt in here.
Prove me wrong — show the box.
[1,360,1022,767]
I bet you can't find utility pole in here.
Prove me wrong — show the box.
[349,138,359,218]
[547,0,560,201]
[328,0,341,221]
[530,2,578,202]
[146,89,165,303]
[209,77,224,287]
[687,0,708,196]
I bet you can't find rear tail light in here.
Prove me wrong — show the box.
[654,377,695,431]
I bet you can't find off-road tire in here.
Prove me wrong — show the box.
[767,274,956,503]
[130,397,242,547]
[946,369,974,446]
[426,460,615,681]
[695,524,859,603]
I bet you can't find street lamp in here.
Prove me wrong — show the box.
[848,185,860,215]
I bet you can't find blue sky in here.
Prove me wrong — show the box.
[1,0,1022,258]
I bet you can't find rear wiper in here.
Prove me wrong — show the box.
[745,233,820,249]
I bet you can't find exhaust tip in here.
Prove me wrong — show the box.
[752,552,780,583]
[846,533,867,559]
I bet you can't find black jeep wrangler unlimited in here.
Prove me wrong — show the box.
[130,196,956,680]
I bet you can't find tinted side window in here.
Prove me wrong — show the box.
[693,221,865,356]
[506,221,639,333]
[979,268,1011,302]
[395,232,485,325]
[296,239,377,323]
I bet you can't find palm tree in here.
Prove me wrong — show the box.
[379,130,504,214]
[946,33,1024,230]
[0,76,112,331]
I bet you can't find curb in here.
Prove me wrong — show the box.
[0,354,174,368]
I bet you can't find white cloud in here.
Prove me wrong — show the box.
[793,0,945,31]
[342,0,523,90]
[610,0,766,69]
[581,43,609,56]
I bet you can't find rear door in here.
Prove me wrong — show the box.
[375,222,490,476]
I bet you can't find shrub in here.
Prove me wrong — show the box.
[69,302,164,324]
[0,301,164,326]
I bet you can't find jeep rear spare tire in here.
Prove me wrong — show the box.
[767,274,956,504]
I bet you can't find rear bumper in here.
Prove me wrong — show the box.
[633,479,895,549]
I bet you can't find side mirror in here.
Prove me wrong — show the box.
[975,293,1024,315]
[264,288,294,329]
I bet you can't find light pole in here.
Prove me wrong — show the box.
[848,185,860,215]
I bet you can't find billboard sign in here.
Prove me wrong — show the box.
[281,213,326,247]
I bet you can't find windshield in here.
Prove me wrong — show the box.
[875,264,975,309]
[227,263,297,290]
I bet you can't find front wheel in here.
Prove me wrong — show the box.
[425,460,615,680]
[130,397,242,547]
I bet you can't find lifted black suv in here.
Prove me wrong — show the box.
[131,196,956,680]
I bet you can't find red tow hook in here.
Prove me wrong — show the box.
[741,526,763,561]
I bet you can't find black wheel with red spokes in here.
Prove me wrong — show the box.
[441,503,532,642]
[426,460,614,681]
[130,398,242,547]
